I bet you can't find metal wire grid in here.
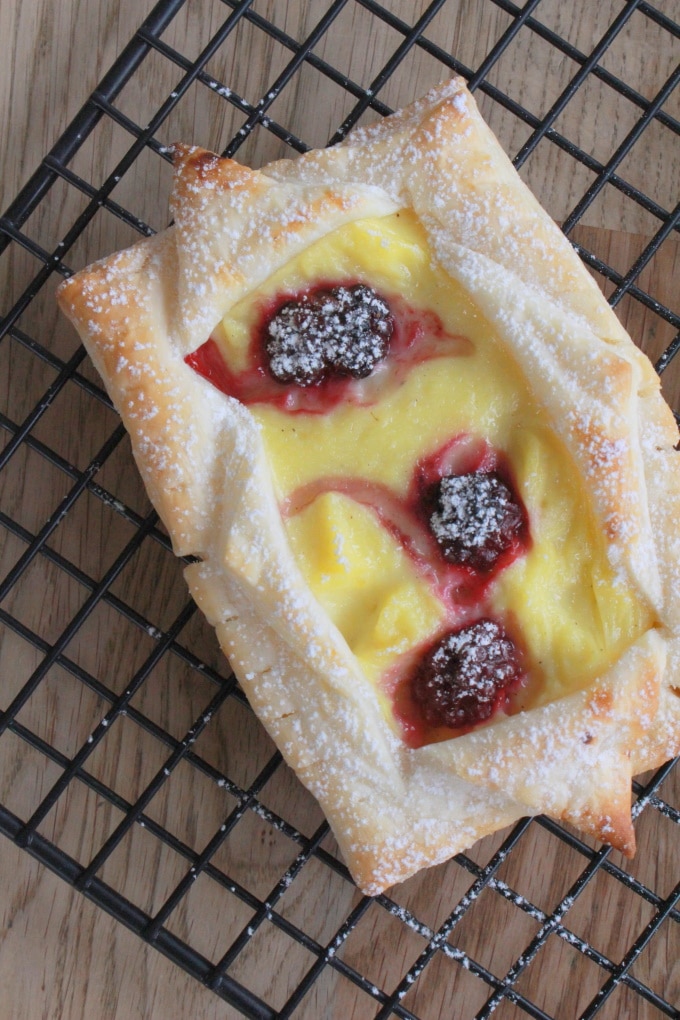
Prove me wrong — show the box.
[0,0,679,1017]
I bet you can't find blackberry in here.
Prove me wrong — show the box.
[330,284,393,377]
[264,299,328,386]
[412,619,522,728]
[264,284,393,386]
[429,471,524,571]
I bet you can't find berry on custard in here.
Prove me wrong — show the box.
[411,619,523,729]
[429,471,524,571]
[264,283,393,386]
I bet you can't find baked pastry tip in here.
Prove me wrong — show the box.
[58,77,680,895]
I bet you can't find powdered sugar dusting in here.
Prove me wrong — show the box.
[265,283,393,385]
[432,475,511,551]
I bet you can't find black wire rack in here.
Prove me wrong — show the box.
[1,1,679,1017]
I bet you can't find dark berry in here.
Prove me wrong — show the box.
[429,471,524,571]
[264,300,328,386]
[264,284,393,386]
[330,285,393,378]
[412,620,522,728]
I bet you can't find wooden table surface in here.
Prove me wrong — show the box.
[1,2,679,1018]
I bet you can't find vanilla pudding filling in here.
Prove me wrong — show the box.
[203,210,651,743]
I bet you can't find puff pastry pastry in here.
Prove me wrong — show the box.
[58,78,680,895]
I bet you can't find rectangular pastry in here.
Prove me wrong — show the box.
[57,78,680,895]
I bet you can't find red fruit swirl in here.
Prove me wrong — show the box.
[185,283,471,414]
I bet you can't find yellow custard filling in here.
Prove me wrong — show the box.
[216,211,650,726]
[286,492,444,711]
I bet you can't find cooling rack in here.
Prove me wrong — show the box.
[1,1,679,1017]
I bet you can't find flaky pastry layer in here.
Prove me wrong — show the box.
[57,78,680,895]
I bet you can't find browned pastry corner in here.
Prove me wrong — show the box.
[57,78,680,895]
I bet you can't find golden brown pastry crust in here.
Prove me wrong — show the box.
[57,78,680,895]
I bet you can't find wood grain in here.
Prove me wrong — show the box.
[1,2,678,1019]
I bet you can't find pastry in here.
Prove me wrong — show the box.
[57,78,680,895]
